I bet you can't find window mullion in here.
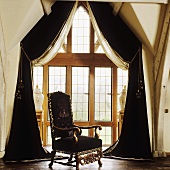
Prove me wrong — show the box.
[66,66,72,96]
[112,66,117,143]
[89,65,95,136]
[90,22,94,53]
[43,64,48,146]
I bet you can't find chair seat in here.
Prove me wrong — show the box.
[53,136,102,153]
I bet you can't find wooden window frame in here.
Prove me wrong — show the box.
[42,53,118,146]
[42,5,118,146]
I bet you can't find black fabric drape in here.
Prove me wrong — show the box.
[89,2,140,62]
[104,50,152,159]
[22,1,75,60]
[3,1,75,162]
[4,1,152,162]
[89,2,152,160]
[4,51,48,162]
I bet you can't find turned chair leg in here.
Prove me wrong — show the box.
[98,159,102,167]
[98,150,103,167]
[49,150,56,168]
[68,153,73,162]
[75,154,80,170]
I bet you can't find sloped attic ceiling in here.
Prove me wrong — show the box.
[0,0,44,53]
[112,2,167,56]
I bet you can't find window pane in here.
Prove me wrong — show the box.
[47,126,52,145]
[72,6,90,53]
[95,67,112,121]
[72,67,89,121]
[33,66,43,92]
[48,66,66,93]
[98,126,112,146]
[81,129,89,136]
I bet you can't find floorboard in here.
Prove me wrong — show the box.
[1,146,170,170]
[1,155,170,170]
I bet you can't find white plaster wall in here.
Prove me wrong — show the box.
[0,0,44,158]
[119,3,165,56]
[0,0,44,53]
[0,0,44,134]
[130,3,166,52]
[5,45,20,140]
[164,72,170,152]
[142,46,154,150]
[162,25,170,153]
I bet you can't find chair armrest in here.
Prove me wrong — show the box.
[74,125,102,139]
[53,126,80,142]
[75,125,101,130]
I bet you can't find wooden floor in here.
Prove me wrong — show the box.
[1,155,170,170]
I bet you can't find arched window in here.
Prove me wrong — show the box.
[33,4,128,147]
[72,6,90,53]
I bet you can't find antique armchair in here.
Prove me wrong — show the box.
[47,91,102,170]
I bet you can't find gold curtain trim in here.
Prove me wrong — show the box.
[20,43,31,62]
[87,2,129,70]
[32,1,78,66]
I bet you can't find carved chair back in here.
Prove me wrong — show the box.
[48,91,74,139]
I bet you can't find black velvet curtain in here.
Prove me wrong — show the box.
[89,2,152,160]
[4,1,152,162]
[3,1,75,162]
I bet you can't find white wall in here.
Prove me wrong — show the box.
[0,0,44,53]
[0,0,44,158]
[142,46,154,150]
[164,71,170,152]
[5,45,20,140]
